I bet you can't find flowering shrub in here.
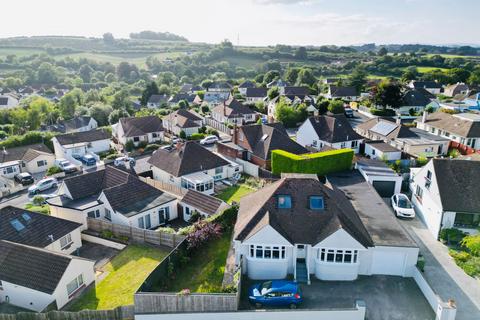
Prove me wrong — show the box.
[186,220,222,249]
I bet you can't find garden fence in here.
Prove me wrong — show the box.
[87,218,185,249]
[0,305,134,320]
[139,177,186,197]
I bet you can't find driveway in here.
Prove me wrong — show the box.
[241,275,434,320]
[399,218,480,320]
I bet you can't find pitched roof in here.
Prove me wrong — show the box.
[169,93,196,104]
[402,89,432,106]
[148,141,230,177]
[209,81,232,90]
[119,116,164,137]
[234,175,373,247]
[55,129,111,145]
[432,159,480,213]
[57,116,93,133]
[165,109,203,129]
[212,98,255,118]
[410,80,442,89]
[239,123,307,160]
[329,85,357,97]
[357,118,417,140]
[283,86,309,96]
[307,115,362,143]
[423,112,480,137]
[245,87,267,98]
[0,240,76,294]
[0,206,81,248]
[365,140,400,152]
[181,190,228,216]
[239,80,256,88]
[0,143,52,164]
[148,94,169,104]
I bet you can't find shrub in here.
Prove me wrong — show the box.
[439,228,466,244]
[461,234,480,256]
[201,105,209,114]
[0,130,7,139]
[271,149,354,176]
[198,126,207,134]
[369,108,396,116]
[328,100,345,114]
[138,141,148,149]
[207,128,219,137]
[188,133,206,140]
[0,131,56,151]
[125,140,135,152]
[105,153,120,160]
[144,144,161,152]
[185,220,222,249]
[179,130,187,139]
[415,157,428,167]
[189,211,202,223]
[46,166,62,175]
[32,196,45,206]
[100,230,114,239]
[158,227,176,234]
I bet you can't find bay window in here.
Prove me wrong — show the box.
[250,245,286,259]
[317,248,358,264]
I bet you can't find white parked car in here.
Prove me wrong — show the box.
[200,135,219,145]
[390,193,415,218]
[28,177,58,195]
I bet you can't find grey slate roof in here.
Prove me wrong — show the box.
[55,129,111,146]
[119,116,164,137]
[0,206,81,248]
[245,87,267,98]
[169,93,196,104]
[0,240,75,294]
[0,143,52,163]
[239,123,307,160]
[234,175,374,247]
[423,112,480,137]
[56,116,93,133]
[148,141,230,177]
[148,94,169,104]
[239,80,256,89]
[307,115,362,143]
[411,81,442,89]
[329,85,357,97]
[284,86,309,96]
[181,190,228,216]
[432,159,480,213]
[212,98,255,118]
[402,89,432,107]
[365,140,400,152]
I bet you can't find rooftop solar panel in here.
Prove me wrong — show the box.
[370,121,397,136]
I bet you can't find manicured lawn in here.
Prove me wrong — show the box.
[69,245,169,310]
[164,232,232,293]
[217,184,255,204]
[24,203,49,215]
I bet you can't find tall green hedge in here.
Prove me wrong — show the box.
[0,131,56,151]
[271,149,354,176]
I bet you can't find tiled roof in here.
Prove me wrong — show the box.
[423,112,480,137]
[55,129,111,145]
[181,190,228,216]
[212,98,255,118]
[119,116,164,137]
[307,115,362,143]
[0,143,52,164]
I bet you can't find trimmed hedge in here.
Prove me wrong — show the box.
[271,149,354,176]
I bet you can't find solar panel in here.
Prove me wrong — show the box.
[10,219,25,232]
[370,121,397,136]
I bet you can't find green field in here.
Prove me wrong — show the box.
[416,66,450,73]
[54,51,186,67]
[0,47,43,58]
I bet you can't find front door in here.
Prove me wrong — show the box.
[159,207,170,225]
[296,244,306,259]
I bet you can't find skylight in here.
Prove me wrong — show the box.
[10,219,25,232]
[310,196,324,210]
[277,195,292,209]
[22,212,32,223]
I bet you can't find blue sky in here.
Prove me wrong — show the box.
[1,0,478,46]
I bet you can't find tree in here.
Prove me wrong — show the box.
[89,103,113,126]
[468,68,480,85]
[108,109,130,124]
[372,80,402,109]
[346,65,367,93]
[401,66,419,82]
[294,46,308,60]
[117,62,139,82]
[378,47,388,56]
[112,89,131,109]
[263,70,280,84]
[447,68,471,84]
[317,100,329,114]
[285,67,300,84]
[79,64,93,83]
[296,68,316,86]
[267,86,280,100]
[274,98,308,128]
[140,81,159,106]
[328,100,345,114]
[103,32,115,44]
[59,89,84,119]
[37,62,57,84]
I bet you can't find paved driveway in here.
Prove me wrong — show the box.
[241,275,434,320]
[399,218,480,320]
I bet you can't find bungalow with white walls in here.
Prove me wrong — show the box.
[114,115,164,147]
[408,80,442,95]
[0,143,55,178]
[410,159,480,238]
[52,129,111,164]
[364,141,402,161]
[297,115,363,153]
[148,142,236,195]
[163,109,203,137]
[238,80,256,96]
[48,165,178,230]
[233,174,419,283]
[0,206,83,255]
[0,240,94,312]
[49,116,98,134]
[179,190,230,222]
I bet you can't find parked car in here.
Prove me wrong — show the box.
[56,159,78,174]
[171,137,183,144]
[391,193,415,218]
[79,154,96,166]
[14,172,34,186]
[114,156,135,167]
[160,145,174,152]
[248,280,303,309]
[28,177,58,195]
[200,135,219,145]
[344,107,354,118]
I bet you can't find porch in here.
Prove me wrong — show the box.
[181,172,214,195]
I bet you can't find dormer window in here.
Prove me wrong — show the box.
[310,196,324,210]
[277,195,292,209]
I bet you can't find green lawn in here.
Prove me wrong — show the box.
[69,245,169,311]
[217,184,256,204]
[164,232,232,293]
[24,203,49,215]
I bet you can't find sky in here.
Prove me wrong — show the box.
[1,0,479,46]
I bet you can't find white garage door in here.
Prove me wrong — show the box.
[371,250,406,276]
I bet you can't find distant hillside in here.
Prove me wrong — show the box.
[129,31,188,42]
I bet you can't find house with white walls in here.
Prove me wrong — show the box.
[408,80,442,95]
[148,141,236,195]
[163,109,203,137]
[179,190,230,222]
[49,116,98,134]
[296,115,363,153]
[0,240,94,312]
[48,165,178,230]
[0,94,19,109]
[52,129,111,164]
[0,143,55,178]
[238,80,256,96]
[114,115,164,147]
[410,158,480,238]
[364,141,402,161]
[233,173,419,283]
[0,206,83,255]
[211,98,257,125]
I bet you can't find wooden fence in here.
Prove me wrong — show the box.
[87,218,185,249]
[0,305,134,320]
[139,177,186,197]
[204,117,232,135]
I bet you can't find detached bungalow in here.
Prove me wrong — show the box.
[147,94,169,108]
[52,129,111,163]
[245,87,268,103]
[238,80,256,96]
[49,116,98,134]
[297,115,363,153]
[233,174,419,283]
[408,80,442,95]
[179,190,230,222]
[410,159,480,238]
[0,143,55,178]
[325,85,358,101]
[0,240,94,312]
[115,116,164,147]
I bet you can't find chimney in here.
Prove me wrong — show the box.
[396,116,401,125]
[422,111,428,123]
[175,141,184,151]
[233,125,238,144]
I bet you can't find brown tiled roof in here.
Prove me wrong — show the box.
[0,143,52,163]
[212,98,255,118]
[234,176,373,247]
[307,115,362,143]
[55,129,111,145]
[181,190,228,216]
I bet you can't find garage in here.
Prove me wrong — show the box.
[371,249,406,276]
[372,180,396,198]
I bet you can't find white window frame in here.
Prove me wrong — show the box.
[66,274,84,297]
[249,244,286,260]
[316,248,358,264]
[60,233,73,249]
